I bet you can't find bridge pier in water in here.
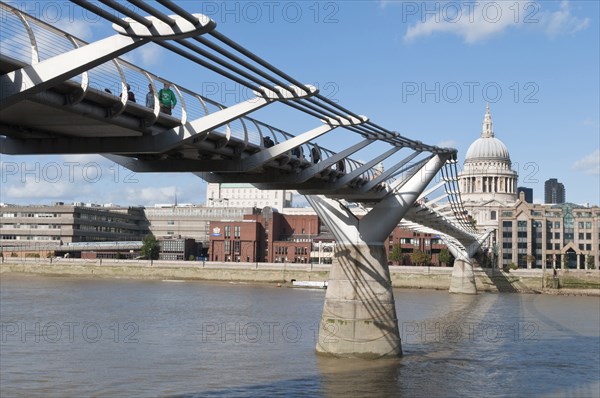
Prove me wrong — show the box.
[443,232,491,295]
[449,259,477,294]
[320,240,401,357]
[306,155,447,358]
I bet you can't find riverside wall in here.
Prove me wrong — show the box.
[1,258,599,295]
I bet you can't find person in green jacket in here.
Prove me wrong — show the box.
[158,82,177,115]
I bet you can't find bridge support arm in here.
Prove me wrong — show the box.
[360,154,450,242]
[0,34,146,109]
[156,85,319,152]
[306,195,401,358]
[303,154,452,358]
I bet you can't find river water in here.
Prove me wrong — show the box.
[0,274,598,397]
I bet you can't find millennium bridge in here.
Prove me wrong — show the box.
[1,0,491,358]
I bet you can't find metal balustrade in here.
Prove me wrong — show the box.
[0,0,482,248]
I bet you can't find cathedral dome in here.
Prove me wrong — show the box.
[458,104,518,206]
[465,136,510,162]
[464,104,511,164]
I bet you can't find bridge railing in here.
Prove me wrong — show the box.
[1,1,367,168]
[3,1,475,212]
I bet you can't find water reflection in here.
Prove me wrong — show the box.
[317,356,402,398]
[0,275,598,397]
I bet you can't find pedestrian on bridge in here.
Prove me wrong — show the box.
[124,84,136,103]
[311,145,321,164]
[146,83,154,109]
[158,82,177,115]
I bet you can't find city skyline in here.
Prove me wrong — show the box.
[1,0,598,207]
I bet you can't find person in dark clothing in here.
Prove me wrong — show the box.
[126,84,136,102]
[263,136,275,148]
[145,83,154,108]
[311,145,321,164]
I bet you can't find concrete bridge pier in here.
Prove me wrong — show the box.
[306,155,448,358]
[319,240,401,358]
[449,259,477,294]
[443,231,492,295]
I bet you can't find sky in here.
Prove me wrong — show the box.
[1,0,599,207]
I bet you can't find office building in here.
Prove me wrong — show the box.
[544,178,566,204]
[497,192,599,269]
[517,187,533,203]
[206,183,292,210]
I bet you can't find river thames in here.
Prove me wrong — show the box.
[0,274,598,397]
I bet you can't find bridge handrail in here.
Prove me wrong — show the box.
[0,1,366,169]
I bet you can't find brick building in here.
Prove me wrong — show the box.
[209,208,318,263]
[209,208,447,265]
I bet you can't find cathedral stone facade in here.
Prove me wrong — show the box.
[458,105,518,235]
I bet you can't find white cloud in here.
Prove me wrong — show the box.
[581,118,600,128]
[4,180,93,199]
[542,0,590,37]
[573,149,600,175]
[122,186,178,205]
[136,43,163,66]
[403,1,590,43]
[54,18,95,40]
[120,43,163,68]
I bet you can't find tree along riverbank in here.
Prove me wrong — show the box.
[1,258,598,296]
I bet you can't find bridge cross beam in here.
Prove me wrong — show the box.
[306,154,450,358]
[155,84,320,154]
[0,9,216,108]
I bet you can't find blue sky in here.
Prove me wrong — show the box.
[1,0,598,206]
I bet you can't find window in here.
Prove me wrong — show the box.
[224,240,231,253]
[586,233,592,240]
[224,226,231,239]
[554,222,560,228]
[234,225,241,239]
[490,211,497,220]
[503,221,512,228]
[578,222,584,229]
[234,240,241,253]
